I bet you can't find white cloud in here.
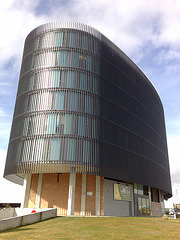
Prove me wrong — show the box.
[165,183,180,208]
[157,0,180,47]
[0,0,179,69]
[0,150,7,179]
[0,122,11,139]
[167,135,180,184]
[40,0,180,60]
[0,108,7,117]
[0,0,46,67]
[165,64,180,75]
[155,49,180,65]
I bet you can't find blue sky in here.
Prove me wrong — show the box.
[0,0,179,204]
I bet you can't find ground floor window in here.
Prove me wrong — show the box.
[138,197,150,215]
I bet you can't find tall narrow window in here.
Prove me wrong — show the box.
[82,35,88,50]
[55,32,63,47]
[59,51,67,67]
[56,91,64,110]
[51,70,60,88]
[56,114,65,134]
[50,138,61,161]
[64,114,72,134]
[29,75,35,90]
[47,114,56,134]
[143,186,149,196]
[70,92,78,111]
[67,70,75,88]
[79,54,86,69]
[72,51,79,68]
[55,52,59,66]
[70,32,77,48]
[138,198,142,215]
[86,55,92,71]
[151,188,160,202]
[137,184,143,195]
[34,36,40,50]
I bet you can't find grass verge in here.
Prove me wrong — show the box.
[0,217,180,240]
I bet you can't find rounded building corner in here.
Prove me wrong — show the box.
[4,22,172,216]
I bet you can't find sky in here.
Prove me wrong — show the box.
[0,0,179,206]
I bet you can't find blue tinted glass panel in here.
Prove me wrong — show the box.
[70,32,77,48]
[83,140,90,163]
[72,51,79,68]
[83,140,87,163]
[56,91,64,110]
[67,71,75,88]
[138,184,143,195]
[80,73,84,90]
[52,71,60,88]
[59,51,67,67]
[64,114,72,134]
[93,77,98,93]
[82,36,88,50]
[78,115,85,136]
[80,73,88,90]
[51,138,61,160]
[94,40,99,54]
[71,138,75,161]
[78,115,82,136]
[95,58,100,74]
[55,32,63,47]
[70,92,78,111]
[82,116,85,136]
[67,138,75,162]
[84,73,88,90]
[86,55,92,71]
[67,138,71,161]
[85,95,91,114]
[47,114,56,134]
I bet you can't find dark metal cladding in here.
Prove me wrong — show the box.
[4,22,172,198]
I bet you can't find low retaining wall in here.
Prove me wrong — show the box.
[0,208,57,232]
[0,208,15,220]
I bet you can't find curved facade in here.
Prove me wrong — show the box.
[4,22,171,216]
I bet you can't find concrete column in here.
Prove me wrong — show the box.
[131,184,135,216]
[96,175,101,216]
[67,169,76,215]
[21,173,32,208]
[159,190,165,216]
[148,186,152,216]
[35,173,43,208]
[81,174,86,216]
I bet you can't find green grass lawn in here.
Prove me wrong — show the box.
[0,217,180,240]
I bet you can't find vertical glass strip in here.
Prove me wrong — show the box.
[55,32,63,47]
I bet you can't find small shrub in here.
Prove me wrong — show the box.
[5,203,11,208]
[163,214,168,220]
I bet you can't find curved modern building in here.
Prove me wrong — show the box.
[4,22,172,216]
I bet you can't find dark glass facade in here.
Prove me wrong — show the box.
[4,22,171,198]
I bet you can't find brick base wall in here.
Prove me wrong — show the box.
[86,175,96,216]
[40,173,69,216]
[151,202,162,216]
[28,173,104,216]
